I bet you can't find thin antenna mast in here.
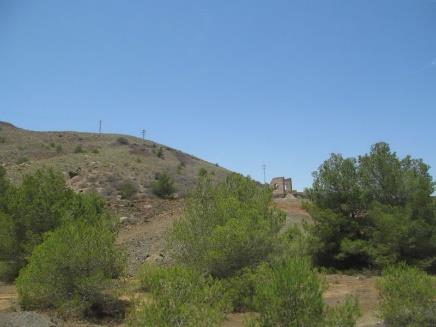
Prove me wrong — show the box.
[141,129,146,143]
[99,120,102,135]
[262,164,266,184]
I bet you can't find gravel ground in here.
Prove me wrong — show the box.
[0,311,55,327]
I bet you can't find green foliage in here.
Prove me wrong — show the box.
[0,136,6,143]
[377,263,436,326]
[222,267,258,312]
[249,258,360,327]
[324,296,361,327]
[152,173,175,198]
[156,146,164,158]
[56,144,63,153]
[177,162,185,174]
[116,136,129,145]
[74,145,85,153]
[16,220,125,317]
[129,264,230,327]
[167,174,285,278]
[0,168,116,281]
[306,142,436,270]
[198,167,208,177]
[91,148,99,154]
[16,157,29,164]
[118,181,137,199]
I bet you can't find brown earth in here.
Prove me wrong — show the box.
[0,283,17,313]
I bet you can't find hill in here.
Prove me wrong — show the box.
[0,121,231,274]
[0,121,228,198]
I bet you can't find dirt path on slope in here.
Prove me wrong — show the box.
[0,283,17,312]
[116,199,184,275]
[274,195,312,233]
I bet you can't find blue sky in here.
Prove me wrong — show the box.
[1,0,435,190]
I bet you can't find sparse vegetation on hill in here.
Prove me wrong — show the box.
[0,121,228,197]
[74,145,85,153]
[118,181,137,199]
[116,136,129,145]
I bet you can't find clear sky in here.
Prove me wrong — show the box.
[1,0,435,190]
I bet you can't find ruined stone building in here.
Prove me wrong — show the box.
[270,177,293,197]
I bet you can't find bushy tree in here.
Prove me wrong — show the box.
[151,172,175,198]
[249,258,360,327]
[128,264,230,327]
[0,168,116,281]
[377,263,436,326]
[306,143,436,270]
[16,220,125,317]
[167,174,285,278]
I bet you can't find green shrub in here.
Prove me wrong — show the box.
[74,145,85,153]
[222,267,258,312]
[91,148,99,154]
[0,136,5,143]
[156,147,164,158]
[49,142,55,148]
[152,173,175,198]
[117,137,129,145]
[16,220,125,317]
[56,144,63,153]
[198,168,208,177]
[129,264,230,326]
[324,296,361,327]
[377,263,436,326]
[16,157,29,164]
[0,169,116,281]
[167,174,284,278]
[250,258,360,327]
[118,181,137,199]
[177,162,185,174]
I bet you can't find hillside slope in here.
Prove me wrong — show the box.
[0,121,228,198]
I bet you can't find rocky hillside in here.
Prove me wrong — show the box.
[0,121,229,199]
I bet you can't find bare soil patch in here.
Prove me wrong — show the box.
[325,274,382,327]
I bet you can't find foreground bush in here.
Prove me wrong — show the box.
[377,264,436,326]
[167,174,285,278]
[128,264,230,327]
[0,169,74,280]
[0,168,117,281]
[16,220,125,317]
[250,258,360,327]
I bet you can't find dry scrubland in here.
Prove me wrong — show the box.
[1,122,434,327]
[0,121,227,198]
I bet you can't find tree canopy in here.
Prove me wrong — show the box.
[306,142,436,271]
